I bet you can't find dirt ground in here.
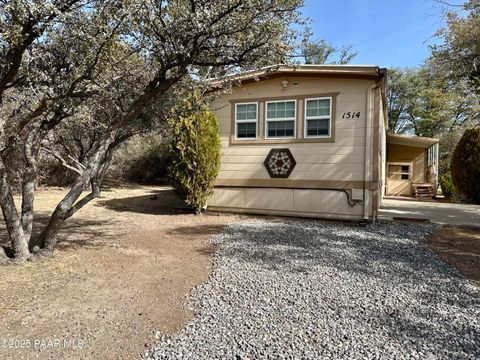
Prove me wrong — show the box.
[427,227,480,287]
[0,186,240,360]
[2,187,478,360]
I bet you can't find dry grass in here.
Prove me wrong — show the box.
[0,186,241,360]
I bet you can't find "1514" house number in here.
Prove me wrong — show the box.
[342,111,361,119]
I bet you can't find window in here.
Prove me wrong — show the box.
[388,164,410,180]
[230,93,338,145]
[304,97,331,137]
[235,102,258,139]
[265,100,296,138]
[401,165,410,180]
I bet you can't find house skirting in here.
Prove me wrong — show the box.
[208,187,368,220]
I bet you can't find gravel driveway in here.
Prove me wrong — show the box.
[148,220,480,359]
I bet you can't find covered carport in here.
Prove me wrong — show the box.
[386,133,439,198]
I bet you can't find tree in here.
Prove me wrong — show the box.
[298,26,356,64]
[0,0,85,101]
[0,0,303,263]
[450,128,480,203]
[414,74,471,138]
[387,67,471,135]
[1,0,95,262]
[168,95,221,214]
[387,66,474,174]
[428,0,480,134]
[427,0,480,176]
[429,0,480,97]
[386,68,420,134]
[385,1,479,179]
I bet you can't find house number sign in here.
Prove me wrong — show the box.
[342,111,361,119]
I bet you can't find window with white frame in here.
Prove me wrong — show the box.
[304,97,331,137]
[235,102,258,139]
[265,100,296,138]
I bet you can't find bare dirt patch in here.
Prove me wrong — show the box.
[0,186,241,360]
[427,227,480,287]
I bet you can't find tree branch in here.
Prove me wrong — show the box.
[41,147,84,175]
[65,178,100,218]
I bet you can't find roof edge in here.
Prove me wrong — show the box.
[209,64,386,87]
[387,132,439,148]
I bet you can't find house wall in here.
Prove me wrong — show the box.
[387,144,426,184]
[209,76,383,220]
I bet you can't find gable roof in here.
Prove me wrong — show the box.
[210,64,387,87]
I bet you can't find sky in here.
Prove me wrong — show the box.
[300,0,465,68]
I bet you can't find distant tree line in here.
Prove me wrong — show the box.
[387,0,479,176]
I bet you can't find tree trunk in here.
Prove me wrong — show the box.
[21,131,40,243]
[0,127,42,261]
[0,246,8,263]
[39,169,92,253]
[39,138,112,253]
[20,178,35,242]
[0,172,30,260]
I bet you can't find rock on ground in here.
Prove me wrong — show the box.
[148,220,480,360]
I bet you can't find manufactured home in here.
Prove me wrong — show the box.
[208,65,439,221]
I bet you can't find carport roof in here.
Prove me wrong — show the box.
[387,133,439,148]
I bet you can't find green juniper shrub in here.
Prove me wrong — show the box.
[168,102,221,214]
[439,174,456,200]
[450,128,480,204]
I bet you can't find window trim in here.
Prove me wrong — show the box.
[387,162,412,181]
[304,97,332,139]
[264,99,297,139]
[234,102,258,140]
[229,92,339,146]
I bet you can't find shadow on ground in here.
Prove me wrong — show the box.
[0,188,213,257]
[97,189,192,215]
[0,211,120,254]
[169,224,225,236]
[220,221,443,280]
[217,220,480,357]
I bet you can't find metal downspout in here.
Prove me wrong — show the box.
[364,84,376,221]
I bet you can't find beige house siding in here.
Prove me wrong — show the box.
[209,76,383,219]
[387,144,426,184]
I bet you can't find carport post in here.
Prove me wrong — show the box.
[435,143,439,191]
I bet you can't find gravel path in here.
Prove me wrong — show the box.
[148,220,480,359]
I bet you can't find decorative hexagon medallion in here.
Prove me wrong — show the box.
[264,148,296,178]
